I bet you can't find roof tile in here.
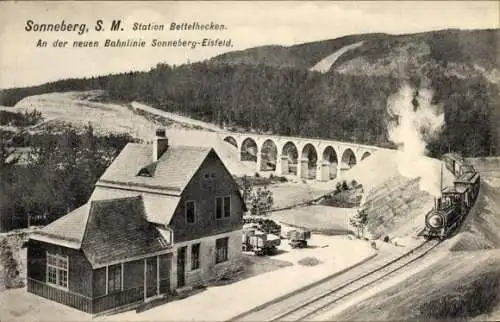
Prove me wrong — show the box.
[82,196,169,267]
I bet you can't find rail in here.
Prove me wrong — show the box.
[231,239,440,322]
[270,240,440,321]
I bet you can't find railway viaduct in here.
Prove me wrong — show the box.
[217,131,383,181]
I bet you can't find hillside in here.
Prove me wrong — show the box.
[1,91,255,177]
[209,34,383,69]
[327,157,500,321]
[340,150,456,241]
[211,29,500,80]
[1,29,499,157]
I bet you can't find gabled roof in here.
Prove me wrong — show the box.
[30,141,246,266]
[30,196,171,268]
[98,143,212,195]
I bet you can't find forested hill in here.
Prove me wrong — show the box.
[1,28,499,157]
[210,29,500,74]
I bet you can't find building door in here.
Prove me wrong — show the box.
[159,253,171,294]
[177,247,186,288]
[145,257,158,299]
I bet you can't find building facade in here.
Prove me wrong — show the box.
[27,129,245,313]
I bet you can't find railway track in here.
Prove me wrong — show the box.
[233,239,440,322]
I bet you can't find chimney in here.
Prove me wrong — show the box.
[153,128,169,161]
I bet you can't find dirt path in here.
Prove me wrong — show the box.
[130,102,223,132]
[309,41,364,73]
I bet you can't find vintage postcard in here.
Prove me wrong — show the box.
[0,1,499,321]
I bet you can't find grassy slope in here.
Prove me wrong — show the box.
[333,250,500,321]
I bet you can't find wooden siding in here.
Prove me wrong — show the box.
[28,278,144,314]
[170,153,244,243]
[27,239,93,297]
[27,278,93,313]
[92,286,144,313]
[28,252,173,314]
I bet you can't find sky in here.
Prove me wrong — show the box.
[0,1,498,89]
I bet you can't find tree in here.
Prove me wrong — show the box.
[239,178,274,216]
[248,185,274,216]
[240,175,252,203]
[349,208,368,238]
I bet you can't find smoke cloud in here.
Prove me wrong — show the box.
[387,83,445,197]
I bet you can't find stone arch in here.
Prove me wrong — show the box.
[241,137,258,162]
[223,136,238,149]
[321,146,338,180]
[281,141,298,175]
[301,143,318,179]
[260,139,278,171]
[341,148,357,171]
[361,151,371,161]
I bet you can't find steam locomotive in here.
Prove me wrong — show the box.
[423,153,480,240]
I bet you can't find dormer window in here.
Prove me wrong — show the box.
[137,162,159,177]
[137,168,153,177]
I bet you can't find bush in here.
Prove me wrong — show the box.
[383,235,390,243]
[351,179,358,188]
[255,172,260,178]
[298,257,321,266]
[335,182,342,194]
[0,109,43,127]
[341,180,348,191]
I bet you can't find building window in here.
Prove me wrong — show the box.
[191,243,200,270]
[46,253,68,289]
[186,201,195,223]
[216,196,231,219]
[215,237,229,264]
[216,197,223,219]
[223,196,231,217]
[108,264,122,293]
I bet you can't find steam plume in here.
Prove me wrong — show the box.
[387,83,445,197]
